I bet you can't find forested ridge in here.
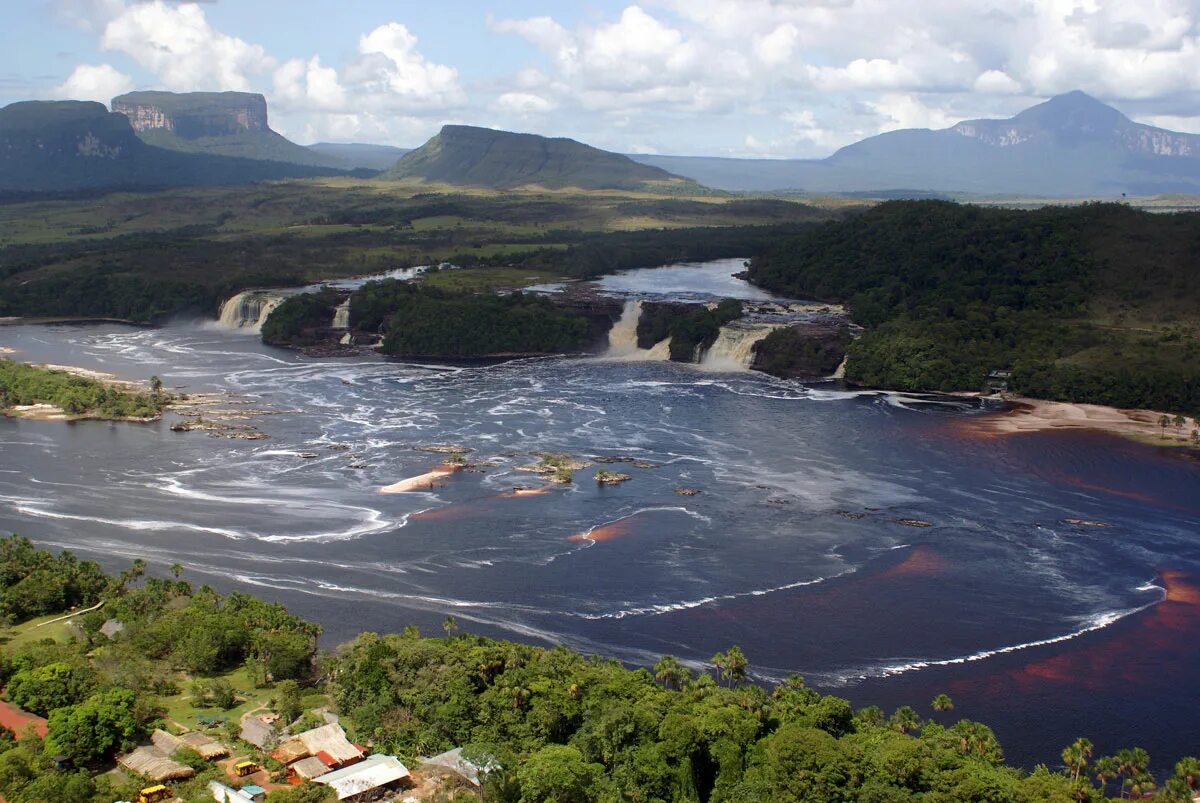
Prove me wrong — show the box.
[0,537,1197,802]
[748,201,1200,414]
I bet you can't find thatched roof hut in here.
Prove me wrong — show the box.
[117,745,195,782]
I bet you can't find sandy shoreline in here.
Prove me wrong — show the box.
[379,466,458,493]
[963,394,1198,448]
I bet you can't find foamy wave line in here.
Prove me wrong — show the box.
[573,568,856,620]
[822,583,1167,686]
[572,506,713,544]
[4,496,401,544]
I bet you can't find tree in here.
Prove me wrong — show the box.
[516,744,604,803]
[1093,755,1119,796]
[263,783,334,803]
[653,655,691,691]
[46,689,139,764]
[169,563,183,579]
[1061,737,1093,783]
[931,694,954,712]
[889,706,921,735]
[275,679,303,724]
[1173,413,1187,431]
[1175,756,1200,790]
[149,375,163,399]
[442,615,458,638]
[723,646,748,687]
[1159,413,1171,437]
[6,662,94,717]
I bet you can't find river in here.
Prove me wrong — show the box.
[1,260,1198,769]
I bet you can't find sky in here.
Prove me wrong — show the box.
[4,0,1200,157]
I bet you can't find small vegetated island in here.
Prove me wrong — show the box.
[0,359,168,420]
[749,200,1200,416]
[0,536,1196,803]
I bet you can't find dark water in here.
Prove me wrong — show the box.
[1,287,1198,770]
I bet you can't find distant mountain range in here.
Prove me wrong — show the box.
[632,92,1200,196]
[383,124,697,191]
[0,100,348,193]
[307,142,411,171]
[5,89,1199,197]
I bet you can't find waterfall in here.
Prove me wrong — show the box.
[216,291,286,332]
[606,300,642,356]
[698,322,783,371]
[332,299,350,330]
[832,356,847,379]
[604,300,670,361]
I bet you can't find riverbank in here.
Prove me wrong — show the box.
[961,393,1199,449]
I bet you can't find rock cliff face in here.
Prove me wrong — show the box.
[750,322,854,379]
[112,91,269,138]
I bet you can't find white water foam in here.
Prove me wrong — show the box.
[822,583,1168,686]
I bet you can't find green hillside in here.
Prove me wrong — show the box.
[748,201,1200,414]
[383,124,701,191]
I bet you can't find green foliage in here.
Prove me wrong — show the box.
[667,299,743,361]
[354,280,590,357]
[0,536,107,624]
[0,360,166,419]
[46,688,139,764]
[749,200,1200,413]
[260,289,343,347]
[6,661,95,717]
[264,783,335,803]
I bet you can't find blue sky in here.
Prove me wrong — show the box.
[5,0,1199,157]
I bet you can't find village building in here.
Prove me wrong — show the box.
[289,756,332,782]
[151,728,230,760]
[313,755,411,801]
[238,716,277,750]
[418,747,497,788]
[118,745,195,783]
[272,723,363,768]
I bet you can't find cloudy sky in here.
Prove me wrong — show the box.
[5,0,1200,157]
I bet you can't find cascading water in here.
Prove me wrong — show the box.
[332,299,351,330]
[217,291,287,332]
[698,322,783,371]
[605,300,670,361]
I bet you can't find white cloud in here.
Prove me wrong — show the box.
[974,69,1022,95]
[492,92,555,116]
[100,1,271,90]
[53,63,133,102]
[42,0,1200,156]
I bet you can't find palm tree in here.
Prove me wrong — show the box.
[723,646,748,687]
[1124,771,1155,799]
[170,563,184,579]
[654,655,691,691]
[1158,413,1171,437]
[149,375,163,398]
[1173,414,1187,431]
[710,650,727,685]
[889,706,920,734]
[1116,748,1151,798]
[1061,737,1093,783]
[1174,756,1200,790]
[931,693,954,712]
[1093,756,1119,797]
[442,615,458,638]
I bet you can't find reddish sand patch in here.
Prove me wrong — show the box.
[569,515,640,543]
[875,545,948,580]
[950,569,1199,696]
[0,700,48,738]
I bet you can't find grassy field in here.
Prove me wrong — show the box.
[0,611,80,649]
[156,664,331,731]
